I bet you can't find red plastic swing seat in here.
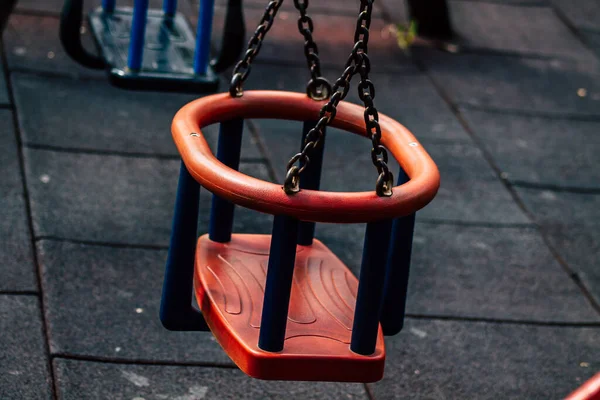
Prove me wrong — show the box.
[173,91,440,382]
[194,234,385,382]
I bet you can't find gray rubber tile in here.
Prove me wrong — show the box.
[463,110,600,189]
[211,7,412,70]
[24,149,273,246]
[407,223,598,322]
[417,50,600,117]
[0,113,37,292]
[551,0,600,31]
[516,188,600,304]
[420,142,530,224]
[0,111,22,190]
[38,240,232,363]
[314,222,597,322]
[3,14,104,78]
[0,295,52,400]
[0,190,37,292]
[584,30,600,60]
[54,358,369,400]
[0,61,8,105]
[12,73,261,158]
[450,2,595,60]
[370,318,600,400]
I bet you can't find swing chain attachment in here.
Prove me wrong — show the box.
[293,0,331,101]
[284,0,394,197]
[229,0,285,98]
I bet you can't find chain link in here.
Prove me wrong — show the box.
[292,0,331,100]
[229,0,284,97]
[284,0,394,196]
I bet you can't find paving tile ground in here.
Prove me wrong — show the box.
[11,72,261,158]
[3,14,104,79]
[416,50,600,116]
[462,110,600,189]
[0,296,52,399]
[0,111,37,292]
[516,188,600,304]
[0,61,8,105]
[24,149,272,246]
[1,0,599,398]
[370,318,599,400]
[54,358,369,400]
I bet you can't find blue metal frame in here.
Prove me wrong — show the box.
[350,219,393,355]
[209,119,244,243]
[160,162,209,331]
[380,168,416,335]
[127,0,149,71]
[193,0,215,75]
[297,121,326,246]
[102,0,116,13]
[163,0,177,16]
[258,215,300,352]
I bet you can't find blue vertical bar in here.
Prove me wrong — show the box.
[102,0,116,12]
[193,0,215,75]
[297,121,326,246]
[209,119,244,243]
[127,0,149,71]
[163,0,177,16]
[258,215,299,352]
[160,162,209,331]
[380,168,416,335]
[350,219,393,355]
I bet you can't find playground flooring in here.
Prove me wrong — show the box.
[1,0,599,398]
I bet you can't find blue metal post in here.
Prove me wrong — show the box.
[193,0,215,75]
[297,121,326,246]
[127,0,149,71]
[102,0,116,13]
[209,119,244,243]
[163,0,177,16]
[380,168,416,335]
[258,215,299,352]
[160,162,209,331]
[350,219,393,355]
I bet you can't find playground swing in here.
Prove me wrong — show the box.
[60,0,245,92]
[160,0,440,382]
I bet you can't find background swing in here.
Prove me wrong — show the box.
[60,0,245,92]
[160,0,439,382]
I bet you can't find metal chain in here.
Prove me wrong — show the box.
[284,0,394,197]
[292,0,331,100]
[229,0,285,97]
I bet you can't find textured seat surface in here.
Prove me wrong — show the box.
[194,233,385,382]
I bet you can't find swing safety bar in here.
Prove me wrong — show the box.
[172,91,440,223]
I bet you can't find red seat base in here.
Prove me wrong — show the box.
[194,234,385,382]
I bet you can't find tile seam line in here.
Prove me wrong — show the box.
[511,181,600,194]
[35,236,170,251]
[51,353,237,369]
[409,54,600,316]
[23,143,268,163]
[457,104,600,122]
[405,313,600,327]
[0,291,39,295]
[548,2,600,58]
[0,41,59,400]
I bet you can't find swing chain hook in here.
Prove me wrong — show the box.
[284,0,394,197]
[229,0,285,97]
[293,0,332,101]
